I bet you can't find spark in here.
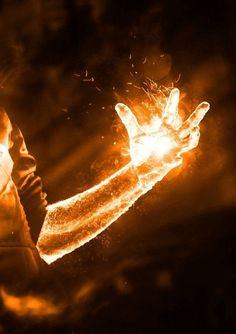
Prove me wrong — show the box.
[82,77,94,82]
[175,73,181,83]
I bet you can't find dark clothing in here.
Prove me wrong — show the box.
[0,109,47,290]
[9,122,48,244]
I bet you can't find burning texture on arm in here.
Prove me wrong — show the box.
[37,88,209,264]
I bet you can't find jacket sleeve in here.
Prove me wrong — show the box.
[9,122,48,244]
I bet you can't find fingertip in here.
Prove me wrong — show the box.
[115,103,125,113]
[170,88,180,101]
[198,101,210,112]
[170,87,180,95]
[202,101,210,109]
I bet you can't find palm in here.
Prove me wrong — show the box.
[115,88,209,187]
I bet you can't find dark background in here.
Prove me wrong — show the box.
[0,0,236,333]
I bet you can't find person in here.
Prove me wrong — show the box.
[0,108,47,291]
[0,88,209,290]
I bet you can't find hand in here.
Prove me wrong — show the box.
[115,88,210,189]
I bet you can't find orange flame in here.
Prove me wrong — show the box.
[0,288,63,317]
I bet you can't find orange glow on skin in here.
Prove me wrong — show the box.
[37,88,209,264]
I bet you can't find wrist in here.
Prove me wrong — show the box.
[132,155,182,191]
[132,162,165,191]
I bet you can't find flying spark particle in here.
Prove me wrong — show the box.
[133,85,142,90]
[82,77,94,82]
[175,73,181,83]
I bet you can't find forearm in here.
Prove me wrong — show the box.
[37,162,149,264]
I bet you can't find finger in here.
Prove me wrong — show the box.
[163,88,180,127]
[115,103,143,138]
[186,101,210,127]
[179,127,200,154]
[180,101,210,138]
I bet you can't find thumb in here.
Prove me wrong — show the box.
[115,103,143,138]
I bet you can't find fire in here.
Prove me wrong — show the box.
[0,288,63,317]
[130,132,174,165]
[0,143,13,191]
[37,88,209,264]
[155,136,173,157]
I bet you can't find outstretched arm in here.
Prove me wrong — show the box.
[37,163,145,264]
[37,88,209,264]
